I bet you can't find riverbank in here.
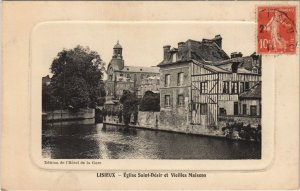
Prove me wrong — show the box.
[103,121,260,143]
[43,108,95,122]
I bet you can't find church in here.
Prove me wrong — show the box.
[105,41,160,104]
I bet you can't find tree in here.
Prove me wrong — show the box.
[49,45,105,110]
[42,83,60,111]
[119,90,139,126]
[139,91,160,112]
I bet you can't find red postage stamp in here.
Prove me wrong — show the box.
[257,6,297,54]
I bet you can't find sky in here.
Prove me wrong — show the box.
[31,21,256,77]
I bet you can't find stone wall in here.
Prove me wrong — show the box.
[104,110,224,137]
[218,115,261,128]
[45,108,95,121]
[137,111,160,128]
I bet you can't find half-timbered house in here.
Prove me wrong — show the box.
[158,35,262,130]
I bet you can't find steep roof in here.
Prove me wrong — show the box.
[158,38,229,67]
[239,82,261,99]
[189,40,229,62]
[116,66,160,73]
[192,60,230,73]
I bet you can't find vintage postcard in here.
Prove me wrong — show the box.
[1,1,299,190]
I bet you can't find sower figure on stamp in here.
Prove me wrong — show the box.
[263,9,295,51]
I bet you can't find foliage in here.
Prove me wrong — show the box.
[119,90,139,125]
[139,91,160,112]
[45,45,105,111]
[42,84,60,111]
[222,122,261,142]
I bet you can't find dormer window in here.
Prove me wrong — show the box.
[252,67,258,74]
[172,53,177,63]
[231,63,239,73]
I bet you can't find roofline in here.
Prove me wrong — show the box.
[187,39,230,60]
[239,97,261,100]
[192,59,231,74]
[157,60,192,67]
[114,70,160,74]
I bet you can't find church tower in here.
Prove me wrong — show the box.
[109,40,125,70]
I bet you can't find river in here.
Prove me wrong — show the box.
[42,121,261,159]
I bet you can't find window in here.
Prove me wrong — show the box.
[250,105,257,116]
[259,104,262,116]
[200,82,208,93]
[219,108,226,115]
[178,95,184,106]
[231,63,238,73]
[245,82,250,91]
[119,73,123,77]
[223,81,229,94]
[165,95,171,107]
[177,72,184,86]
[240,82,245,93]
[109,75,113,81]
[231,82,239,94]
[200,103,208,115]
[234,102,239,115]
[192,102,197,111]
[165,74,170,87]
[242,104,247,115]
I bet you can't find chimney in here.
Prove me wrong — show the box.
[177,42,185,61]
[163,45,171,60]
[230,52,243,58]
[230,52,243,73]
[213,35,222,48]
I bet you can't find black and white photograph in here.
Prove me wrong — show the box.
[40,23,262,160]
[2,1,299,190]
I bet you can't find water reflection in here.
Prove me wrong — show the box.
[42,122,261,159]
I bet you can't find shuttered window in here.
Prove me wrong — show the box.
[231,82,239,94]
[223,81,229,94]
[200,82,208,93]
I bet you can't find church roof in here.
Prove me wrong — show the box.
[113,41,122,49]
[116,66,160,73]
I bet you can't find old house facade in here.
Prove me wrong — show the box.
[158,35,262,130]
[105,41,160,103]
